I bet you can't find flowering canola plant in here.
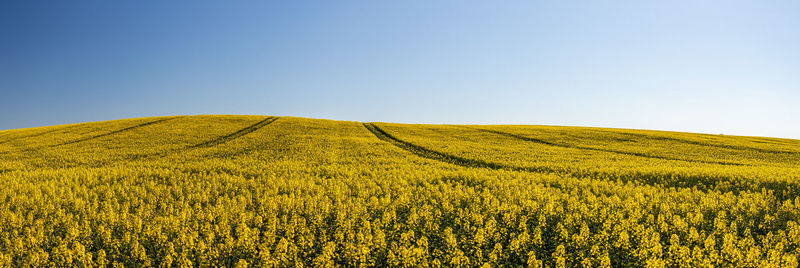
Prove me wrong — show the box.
[0,115,799,267]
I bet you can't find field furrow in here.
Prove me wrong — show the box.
[593,129,800,155]
[0,124,86,145]
[51,117,176,147]
[373,123,800,200]
[469,127,744,166]
[364,123,555,173]
[190,116,278,148]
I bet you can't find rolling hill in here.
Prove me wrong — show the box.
[1,115,799,267]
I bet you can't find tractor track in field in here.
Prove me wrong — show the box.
[190,116,278,148]
[5,116,280,170]
[0,124,87,145]
[123,117,280,161]
[363,123,557,173]
[0,124,101,147]
[51,118,176,147]
[467,127,745,166]
[588,129,800,155]
[363,123,800,200]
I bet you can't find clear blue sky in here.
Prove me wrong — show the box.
[2,1,799,139]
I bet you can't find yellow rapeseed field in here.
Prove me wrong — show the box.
[1,115,799,267]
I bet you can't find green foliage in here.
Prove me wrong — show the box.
[0,115,799,267]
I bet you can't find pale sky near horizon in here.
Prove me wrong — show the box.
[2,1,799,139]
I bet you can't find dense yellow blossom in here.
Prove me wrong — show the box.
[0,115,798,267]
